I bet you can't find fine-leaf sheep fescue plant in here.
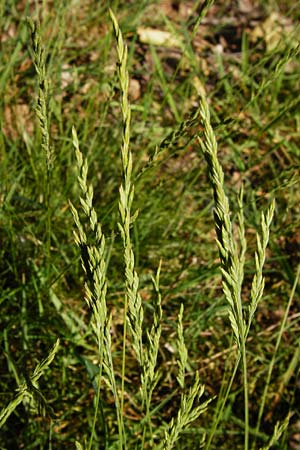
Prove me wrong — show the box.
[70,10,282,450]
[0,2,299,449]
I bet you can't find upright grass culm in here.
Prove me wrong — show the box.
[109,12,143,448]
[110,11,166,447]
[109,9,143,365]
[70,7,287,449]
[71,10,160,448]
[28,19,53,297]
[67,10,212,449]
[198,91,249,450]
[197,88,275,450]
[110,11,213,448]
[70,128,107,449]
[70,127,125,449]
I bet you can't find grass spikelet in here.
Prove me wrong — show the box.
[27,18,53,293]
[142,262,163,396]
[70,127,108,317]
[137,107,202,180]
[70,127,121,449]
[0,339,59,427]
[110,12,212,447]
[176,304,188,389]
[27,18,52,172]
[197,90,275,450]
[197,93,244,349]
[109,14,144,432]
[140,262,163,446]
[260,413,291,450]
[247,200,275,335]
[162,301,213,449]
[162,372,212,450]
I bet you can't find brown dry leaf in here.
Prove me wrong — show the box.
[61,64,74,90]
[158,0,178,19]
[128,78,141,101]
[250,12,298,51]
[3,103,34,140]
[238,0,255,14]
[137,27,183,49]
[160,0,194,20]
[1,23,17,42]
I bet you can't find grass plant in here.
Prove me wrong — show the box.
[27,17,53,298]
[0,1,300,449]
[197,87,275,450]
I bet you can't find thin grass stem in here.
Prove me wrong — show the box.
[252,263,300,449]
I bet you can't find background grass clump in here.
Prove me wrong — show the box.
[0,1,300,449]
